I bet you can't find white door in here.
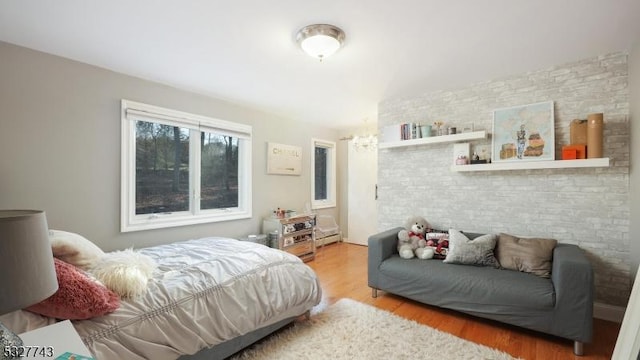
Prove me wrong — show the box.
[347,141,378,246]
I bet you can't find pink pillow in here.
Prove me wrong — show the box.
[26,258,120,320]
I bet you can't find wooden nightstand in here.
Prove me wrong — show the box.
[17,320,93,359]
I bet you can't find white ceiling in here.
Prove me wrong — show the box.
[1,1,638,129]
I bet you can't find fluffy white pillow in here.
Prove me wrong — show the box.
[49,230,105,270]
[90,249,157,298]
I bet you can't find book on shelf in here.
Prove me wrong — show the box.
[381,123,424,143]
[400,123,419,140]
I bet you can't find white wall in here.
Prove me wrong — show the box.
[378,52,630,306]
[630,41,640,276]
[0,41,339,251]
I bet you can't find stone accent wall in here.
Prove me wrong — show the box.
[377,52,630,306]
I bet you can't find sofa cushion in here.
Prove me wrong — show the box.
[496,233,557,278]
[379,255,555,309]
[444,229,499,267]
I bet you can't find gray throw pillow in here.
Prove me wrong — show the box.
[443,229,499,267]
[495,233,557,278]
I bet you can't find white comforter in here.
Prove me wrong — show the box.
[75,237,322,360]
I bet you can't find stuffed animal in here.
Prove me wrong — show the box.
[397,216,434,259]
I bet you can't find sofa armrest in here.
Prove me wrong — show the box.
[551,243,594,343]
[368,227,403,289]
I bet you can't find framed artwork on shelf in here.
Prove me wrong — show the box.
[491,101,555,163]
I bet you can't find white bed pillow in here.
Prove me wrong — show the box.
[0,310,56,334]
[49,230,105,270]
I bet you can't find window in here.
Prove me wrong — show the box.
[311,138,336,209]
[121,100,252,232]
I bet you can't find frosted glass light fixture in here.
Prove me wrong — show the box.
[352,134,378,152]
[296,24,345,61]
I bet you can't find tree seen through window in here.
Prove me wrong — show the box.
[135,121,239,215]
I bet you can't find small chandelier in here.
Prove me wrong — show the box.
[351,134,378,152]
[296,24,345,61]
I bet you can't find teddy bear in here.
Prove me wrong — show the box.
[397,216,435,259]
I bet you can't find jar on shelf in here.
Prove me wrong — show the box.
[455,155,468,165]
[433,121,445,136]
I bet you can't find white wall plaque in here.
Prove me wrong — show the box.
[267,142,302,175]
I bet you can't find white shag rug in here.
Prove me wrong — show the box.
[231,298,519,360]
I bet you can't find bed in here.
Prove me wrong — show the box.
[3,237,322,360]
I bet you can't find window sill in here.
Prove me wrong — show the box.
[311,202,336,210]
[121,210,251,232]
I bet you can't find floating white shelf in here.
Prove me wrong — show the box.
[450,158,610,172]
[378,130,487,149]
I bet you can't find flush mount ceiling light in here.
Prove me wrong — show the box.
[296,24,345,61]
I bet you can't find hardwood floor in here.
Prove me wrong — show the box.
[307,242,621,360]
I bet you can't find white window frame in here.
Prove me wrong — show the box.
[121,100,252,232]
[310,138,336,209]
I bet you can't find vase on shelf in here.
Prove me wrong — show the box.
[420,125,432,138]
[433,121,444,136]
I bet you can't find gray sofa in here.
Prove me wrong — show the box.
[368,227,594,356]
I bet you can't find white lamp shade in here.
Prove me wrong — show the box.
[0,210,58,315]
[300,35,341,59]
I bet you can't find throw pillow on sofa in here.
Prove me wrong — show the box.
[495,233,557,278]
[443,229,499,267]
[425,229,449,259]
